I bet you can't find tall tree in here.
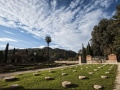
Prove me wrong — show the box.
[13,48,15,54]
[113,4,120,60]
[86,42,93,56]
[26,49,28,53]
[5,43,9,63]
[91,18,111,56]
[91,4,120,61]
[81,43,86,63]
[0,51,4,63]
[45,35,51,63]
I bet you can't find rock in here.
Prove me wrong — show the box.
[73,70,77,72]
[49,70,54,73]
[101,75,108,78]
[62,81,71,88]
[81,68,84,70]
[62,73,67,76]
[61,68,64,70]
[45,77,51,80]
[94,85,102,89]
[79,76,86,79]
[4,76,16,81]
[33,73,39,76]
[105,72,110,74]
[98,67,101,69]
[17,73,23,75]
[10,84,19,89]
[69,67,73,69]
[36,70,41,72]
[94,69,98,71]
[49,69,54,73]
[89,72,94,74]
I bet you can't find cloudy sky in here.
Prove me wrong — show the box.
[0,0,120,52]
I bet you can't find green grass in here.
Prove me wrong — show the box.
[0,64,117,90]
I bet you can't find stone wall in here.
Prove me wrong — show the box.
[86,55,92,60]
[79,54,118,64]
[55,61,78,64]
[108,54,117,60]
[55,54,118,64]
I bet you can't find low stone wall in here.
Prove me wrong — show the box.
[55,59,118,64]
[54,61,78,64]
[106,60,118,64]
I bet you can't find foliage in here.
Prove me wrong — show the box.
[1,47,77,63]
[13,48,15,54]
[5,43,9,63]
[91,4,120,61]
[86,42,93,56]
[81,44,86,63]
[45,35,52,62]
[0,51,4,63]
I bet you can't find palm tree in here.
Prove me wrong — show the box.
[45,35,51,63]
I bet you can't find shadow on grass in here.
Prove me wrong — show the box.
[5,78,19,82]
[45,78,55,80]
[1,88,58,90]
[1,86,24,90]
[69,84,79,88]
[1,84,79,90]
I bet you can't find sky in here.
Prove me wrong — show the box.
[0,0,120,53]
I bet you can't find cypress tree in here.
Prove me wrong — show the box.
[81,43,86,63]
[13,48,15,54]
[5,43,9,63]
[0,51,4,63]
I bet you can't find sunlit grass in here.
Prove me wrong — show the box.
[0,64,117,90]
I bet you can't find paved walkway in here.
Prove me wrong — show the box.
[0,65,69,79]
[113,63,120,90]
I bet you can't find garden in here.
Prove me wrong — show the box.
[0,64,117,90]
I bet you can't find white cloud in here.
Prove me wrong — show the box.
[0,38,18,42]
[0,0,116,52]
[4,30,15,35]
[0,45,14,50]
[20,30,25,33]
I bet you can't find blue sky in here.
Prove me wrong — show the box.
[0,0,120,52]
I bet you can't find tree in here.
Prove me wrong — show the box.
[91,18,112,56]
[86,42,93,56]
[26,49,28,53]
[0,51,4,63]
[45,35,51,63]
[90,4,120,61]
[81,43,86,63]
[112,4,120,60]
[5,43,9,63]
[13,48,15,54]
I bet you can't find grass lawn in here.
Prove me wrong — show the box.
[0,64,117,90]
